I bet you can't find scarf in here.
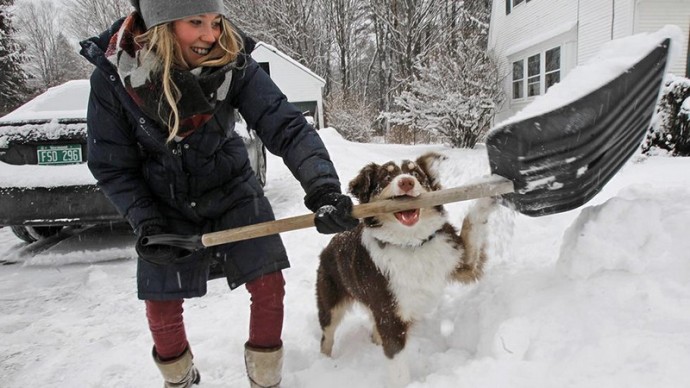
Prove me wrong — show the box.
[105,14,234,138]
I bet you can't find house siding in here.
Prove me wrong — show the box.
[489,0,577,62]
[251,46,324,103]
[251,44,326,128]
[635,0,690,76]
[613,0,636,39]
[577,0,637,63]
[577,0,614,64]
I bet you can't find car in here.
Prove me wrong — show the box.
[0,80,266,243]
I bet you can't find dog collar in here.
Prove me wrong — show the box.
[374,231,437,249]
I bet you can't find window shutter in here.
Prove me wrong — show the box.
[506,0,511,14]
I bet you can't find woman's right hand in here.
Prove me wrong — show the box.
[135,224,188,264]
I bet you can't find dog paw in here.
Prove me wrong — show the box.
[466,196,500,225]
[320,335,334,357]
[371,329,383,346]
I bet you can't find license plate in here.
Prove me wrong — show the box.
[37,144,83,165]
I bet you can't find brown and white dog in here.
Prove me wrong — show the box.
[316,152,497,386]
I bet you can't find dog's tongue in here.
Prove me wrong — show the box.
[394,209,420,226]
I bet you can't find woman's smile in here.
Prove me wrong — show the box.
[172,13,222,67]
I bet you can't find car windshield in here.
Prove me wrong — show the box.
[0,80,90,123]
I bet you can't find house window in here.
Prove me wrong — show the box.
[527,54,541,97]
[259,62,271,76]
[511,45,562,101]
[506,0,531,14]
[512,60,525,99]
[545,47,561,91]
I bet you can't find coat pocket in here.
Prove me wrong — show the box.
[136,252,210,300]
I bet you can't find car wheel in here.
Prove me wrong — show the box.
[10,225,64,243]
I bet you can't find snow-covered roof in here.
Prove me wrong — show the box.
[253,42,326,85]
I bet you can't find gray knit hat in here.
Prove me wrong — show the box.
[129,0,226,29]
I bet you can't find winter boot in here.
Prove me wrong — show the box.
[244,343,283,388]
[152,346,201,388]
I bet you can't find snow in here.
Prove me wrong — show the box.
[0,80,90,122]
[0,161,96,188]
[1,128,689,387]
[2,26,690,388]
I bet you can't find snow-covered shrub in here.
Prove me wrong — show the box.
[385,123,444,145]
[325,91,375,143]
[642,75,690,156]
[383,44,504,149]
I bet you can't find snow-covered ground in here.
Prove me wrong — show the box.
[1,128,689,387]
[0,17,687,388]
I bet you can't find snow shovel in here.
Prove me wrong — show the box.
[142,38,670,251]
[488,39,671,216]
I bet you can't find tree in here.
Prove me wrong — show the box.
[62,0,131,40]
[642,75,690,156]
[368,0,446,107]
[15,0,90,89]
[324,0,369,100]
[224,0,332,85]
[0,0,31,115]
[368,0,490,141]
[384,47,503,148]
[216,0,502,146]
[325,89,375,142]
[384,3,503,148]
[55,32,89,81]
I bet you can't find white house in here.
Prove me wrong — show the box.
[251,42,327,129]
[488,0,690,122]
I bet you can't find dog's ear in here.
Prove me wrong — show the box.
[415,152,446,190]
[348,163,379,203]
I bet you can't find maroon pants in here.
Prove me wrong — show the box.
[146,271,285,360]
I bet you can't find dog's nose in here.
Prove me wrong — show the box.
[398,177,415,193]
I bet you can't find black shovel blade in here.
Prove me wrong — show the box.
[141,233,205,251]
[486,38,670,217]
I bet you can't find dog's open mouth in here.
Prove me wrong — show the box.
[394,209,420,226]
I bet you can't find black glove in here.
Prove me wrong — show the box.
[135,224,188,265]
[313,193,360,234]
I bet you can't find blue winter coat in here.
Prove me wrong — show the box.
[79,19,342,300]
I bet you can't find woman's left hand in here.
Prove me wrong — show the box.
[136,224,190,264]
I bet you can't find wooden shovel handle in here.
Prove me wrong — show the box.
[200,175,514,247]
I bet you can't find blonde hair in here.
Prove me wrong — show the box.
[136,18,243,142]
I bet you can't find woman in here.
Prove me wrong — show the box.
[79,1,358,387]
